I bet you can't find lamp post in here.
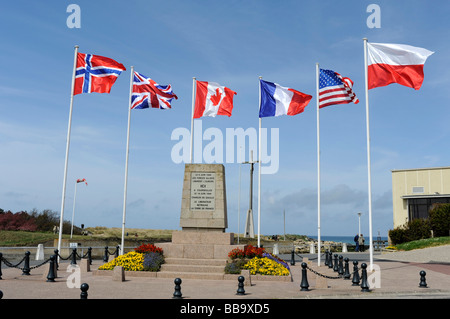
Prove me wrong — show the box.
[71,178,87,238]
[357,212,362,235]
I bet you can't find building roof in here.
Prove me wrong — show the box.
[391,166,450,173]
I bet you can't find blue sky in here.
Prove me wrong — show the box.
[0,1,449,238]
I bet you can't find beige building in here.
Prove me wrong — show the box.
[391,166,450,228]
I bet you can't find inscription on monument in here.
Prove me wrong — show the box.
[190,172,216,210]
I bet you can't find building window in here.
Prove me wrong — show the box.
[412,186,424,194]
[408,197,450,221]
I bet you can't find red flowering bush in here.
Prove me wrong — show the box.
[228,245,265,259]
[134,243,163,255]
[228,248,245,259]
[244,245,265,258]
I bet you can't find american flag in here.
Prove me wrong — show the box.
[319,69,359,108]
[131,72,178,110]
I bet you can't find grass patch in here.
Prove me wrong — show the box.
[395,236,450,251]
[0,228,174,247]
[0,230,58,246]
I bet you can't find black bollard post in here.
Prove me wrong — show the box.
[419,270,427,288]
[290,248,295,266]
[173,278,183,299]
[328,251,333,269]
[360,263,370,292]
[87,247,92,265]
[54,249,59,270]
[236,276,246,295]
[22,251,31,275]
[338,255,344,277]
[300,262,309,291]
[343,257,351,279]
[0,252,3,280]
[47,255,56,282]
[115,246,119,259]
[103,246,109,262]
[80,283,89,299]
[333,254,339,272]
[352,260,360,286]
[71,248,77,265]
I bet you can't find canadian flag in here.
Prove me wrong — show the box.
[193,81,237,118]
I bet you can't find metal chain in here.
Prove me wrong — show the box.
[1,256,50,271]
[305,264,342,280]
[1,256,26,268]
[28,258,51,270]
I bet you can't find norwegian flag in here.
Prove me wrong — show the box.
[74,53,126,95]
[131,71,178,110]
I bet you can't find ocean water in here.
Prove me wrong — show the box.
[308,235,388,244]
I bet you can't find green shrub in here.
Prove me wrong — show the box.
[429,204,450,237]
[389,226,408,245]
[389,218,431,245]
[406,218,431,241]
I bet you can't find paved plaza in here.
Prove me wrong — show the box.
[1,245,449,301]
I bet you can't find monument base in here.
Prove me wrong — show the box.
[156,230,244,260]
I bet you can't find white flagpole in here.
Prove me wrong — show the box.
[121,66,134,255]
[363,38,374,270]
[238,146,242,245]
[190,77,196,163]
[316,63,321,266]
[257,76,262,248]
[58,45,79,257]
[70,180,78,239]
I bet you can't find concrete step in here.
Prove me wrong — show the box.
[164,257,228,266]
[161,263,225,273]
[156,271,225,280]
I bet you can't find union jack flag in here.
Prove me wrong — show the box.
[74,53,126,95]
[131,71,178,110]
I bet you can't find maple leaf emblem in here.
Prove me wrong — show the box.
[210,88,222,106]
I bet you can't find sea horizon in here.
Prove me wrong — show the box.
[308,235,389,244]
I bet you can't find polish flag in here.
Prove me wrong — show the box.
[367,42,434,90]
[193,81,237,118]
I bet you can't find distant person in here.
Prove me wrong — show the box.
[358,234,365,252]
[354,234,360,252]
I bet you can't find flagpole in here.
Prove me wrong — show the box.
[190,77,196,163]
[70,180,78,239]
[121,66,134,256]
[363,38,374,270]
[238,146,242,245]
[316,63,321,266]
[58,45,79,258]
[257,76,262,248]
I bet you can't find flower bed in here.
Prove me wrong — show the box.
[226,245,290,277]
[98,243,164,272]
[243,256,290,276]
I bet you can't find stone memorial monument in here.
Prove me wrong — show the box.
[180,163,227,232]
[156,164,245,271]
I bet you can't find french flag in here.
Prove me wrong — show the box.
[259,80,312,117]
[367,42,434,90]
